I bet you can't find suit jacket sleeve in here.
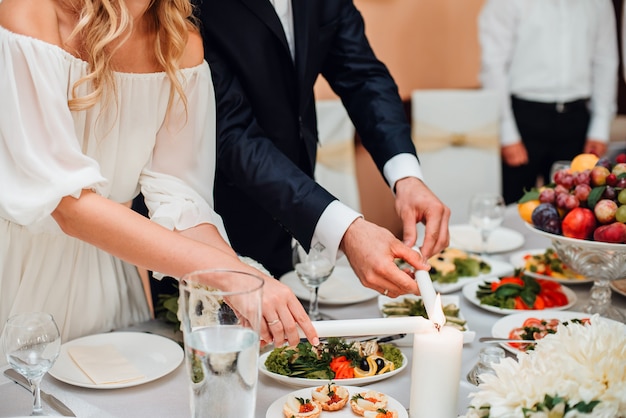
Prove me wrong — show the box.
[320,0,418,176]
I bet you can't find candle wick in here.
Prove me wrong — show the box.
[435,323,442,332]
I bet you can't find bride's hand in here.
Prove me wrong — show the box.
[258,277,319,347]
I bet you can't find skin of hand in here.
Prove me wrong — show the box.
[393,177,450,259]
[583,139,607,157]
[339,217,430,299]
[502,142,528,166]
[52,190,318,348]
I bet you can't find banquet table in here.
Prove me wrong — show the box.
[1,204,625,418]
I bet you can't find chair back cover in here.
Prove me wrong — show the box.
[411,89,501,225]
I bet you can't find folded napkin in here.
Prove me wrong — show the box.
[68,344,146,385]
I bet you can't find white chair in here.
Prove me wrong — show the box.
[315,99,361,211]
[411,89,501,225]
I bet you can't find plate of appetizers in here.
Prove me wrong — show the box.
[462,279,577,315]
[259,338,407,388]
[449,225,525,254]
[508,248,592,284]
[377,294,475,345]
[396,248,514,294]
[490,310,596,355]
[280,266,379,305]
[266,385,408,418]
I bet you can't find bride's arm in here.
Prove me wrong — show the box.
[52,189,318,347]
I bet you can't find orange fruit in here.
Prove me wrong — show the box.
[570,153,599,173]
[518,199,541,224]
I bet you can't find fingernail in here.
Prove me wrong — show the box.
[312,337,320,346]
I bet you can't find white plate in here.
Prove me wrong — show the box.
[449,225,525,254]
[265,385,408,418]
[259,351,407,388]
[432,258,515,294]
[377,294,475,345]
[508,248,593,284]
[49,332,183,389]
[279,265,378,305]
[611,279,626,297]
[491,310,600,355]
[461,280,577,315]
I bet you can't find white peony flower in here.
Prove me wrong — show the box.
[461,315,626,418]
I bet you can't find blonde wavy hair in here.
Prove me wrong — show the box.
[66,0,196,112]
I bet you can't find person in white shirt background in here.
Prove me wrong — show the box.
[479,0,619,204]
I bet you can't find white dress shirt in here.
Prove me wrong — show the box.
[479,0,618,146]
[268,0,423,262]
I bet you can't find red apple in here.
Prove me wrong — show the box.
[594,199,618,224]
[562,207,596,240]
[593,222,626,243]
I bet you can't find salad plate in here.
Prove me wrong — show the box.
[266,385,408,418]
[431,258,514,294]
[461,280,577,315]
[449,225,524,254]
[377,294,475,345]
[279,266,378,305]
[258,351,407,388]
[48,332,183,389]
[491,310,597,355]
[508,248,592,284]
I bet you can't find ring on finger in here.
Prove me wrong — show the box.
[383,289,389,296]
[267,319,280,326]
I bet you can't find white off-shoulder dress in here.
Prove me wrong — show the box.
[0,26,225,345]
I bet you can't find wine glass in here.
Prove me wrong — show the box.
[292,242,335,321]
[469,193,506,257]
[2,312,61,416]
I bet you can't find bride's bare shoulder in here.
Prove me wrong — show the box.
[0,0,62,45]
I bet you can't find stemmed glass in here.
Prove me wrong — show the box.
[292,242,335,321]
[2,312,61,416]
[469,193,506,257]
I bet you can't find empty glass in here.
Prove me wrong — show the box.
[467,346,505,385]
[3,312,61,416]
[469,193,506,256]
[292,242,335,321]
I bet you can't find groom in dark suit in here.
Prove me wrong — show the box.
[195,0,450,301]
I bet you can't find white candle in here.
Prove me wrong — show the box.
[415,269,442,326]
[304,316,432,339]
[409,326,463,418]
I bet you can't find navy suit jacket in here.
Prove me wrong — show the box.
[195,0,417,276]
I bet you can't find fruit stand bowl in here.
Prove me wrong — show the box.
[527,223,626,322]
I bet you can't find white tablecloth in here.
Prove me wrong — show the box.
[1,205,625,417]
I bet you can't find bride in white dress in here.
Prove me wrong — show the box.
[0,0,317,355]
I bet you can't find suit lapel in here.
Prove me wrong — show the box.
[240,0,291,59]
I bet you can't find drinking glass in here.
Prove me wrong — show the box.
[466,346,505,385]
[292,242,335,321]
[2,312,61,416]
[178,270,264,418]
[469,193,506,256]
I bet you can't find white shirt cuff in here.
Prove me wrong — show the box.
[382,153,424,190]
[311,200,362,263]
